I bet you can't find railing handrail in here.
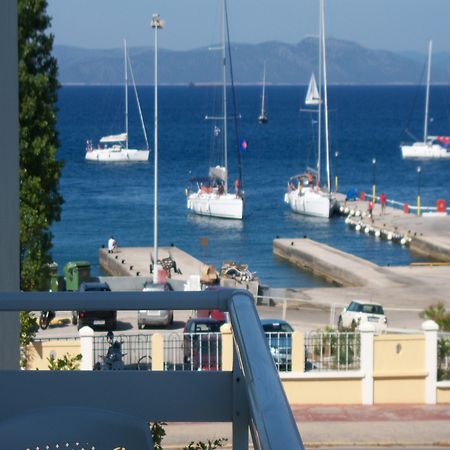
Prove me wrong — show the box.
[0,288,304,450]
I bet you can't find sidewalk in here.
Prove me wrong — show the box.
[162,405,450,448]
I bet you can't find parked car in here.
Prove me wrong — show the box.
[138,282,174,328]
[338,300,387,331]
[261,319,294,371]
[183,317,225,370]
[73,281,117,330]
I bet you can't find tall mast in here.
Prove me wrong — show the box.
[151,13,164,284]
[321,0,331,192]
[317,3,322,184]
[222,0,228,193]
[124,39,129,150]
[261,61,266,115]
[423,40,432,143]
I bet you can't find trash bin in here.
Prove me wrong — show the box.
[436,199,447,213]
[64,261,91,291]
[47,262,65,292]
[403,203,409,214]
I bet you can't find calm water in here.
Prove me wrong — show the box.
[52,85,450,287]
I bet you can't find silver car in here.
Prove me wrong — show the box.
[138,282,174,328]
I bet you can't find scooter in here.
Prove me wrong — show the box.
[39,310,55,330]
[99,331,125,370]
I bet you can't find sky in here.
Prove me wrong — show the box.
[48,0,450,54]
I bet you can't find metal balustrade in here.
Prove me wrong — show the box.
[305,331,361,371]
[0,288,304,450]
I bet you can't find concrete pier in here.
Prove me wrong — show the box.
[337,194,450,261]
[273,237,450,311]
[99,246,204,281]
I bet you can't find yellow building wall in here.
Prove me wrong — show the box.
[437,386,450,404]
[373,334,426,404]
[282,377,362,404]
[26,339,81,370]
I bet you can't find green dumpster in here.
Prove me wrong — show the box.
[64,261,91,291]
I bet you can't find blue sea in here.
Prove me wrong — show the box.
[52,85,450,288]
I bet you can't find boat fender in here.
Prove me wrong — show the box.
[400,237,407,245]
[387,232,393,241]
[364,226,370,234]
[344,207,349,214]
[355,224,361,231]
[375,230,381,238]
[355,210,361,217]
[349,209,355,216]
[339,206,344,213]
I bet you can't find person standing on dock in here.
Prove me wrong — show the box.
[108,236,117,253]
[368,200,374,223]
[380,193,387,216]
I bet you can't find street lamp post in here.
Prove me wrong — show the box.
[151,13,164,283]
[372,158,376,203]
[334,151,339,193]
[417,166,421,216]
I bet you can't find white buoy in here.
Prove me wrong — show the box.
[344,207,349,214]
[355,224,361,231]
[345,217,350,224]
[375,230,381,238]
[361,211,366,218]
[387,232,393,241]
[400,237,407,245]
[364,226,370,234]
[350,209,355,216]
[339,206,344,213]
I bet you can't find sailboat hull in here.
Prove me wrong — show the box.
[284,189,335,218]
[86,148,149,162]
[187,193,243,220]
[401,142,450,159]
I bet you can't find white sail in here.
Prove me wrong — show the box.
[305,73,321,106]
[99,133,127,143]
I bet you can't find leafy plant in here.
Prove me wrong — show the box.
[183,438,228,450]
[420,302,450,331]
[47,353,81,370]
[151,422,167,450]
[19,311,38,368]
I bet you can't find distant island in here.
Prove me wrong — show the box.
[54,37,450,86]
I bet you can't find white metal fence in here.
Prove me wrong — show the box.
[438,332,450,381]
[305,331,361,371]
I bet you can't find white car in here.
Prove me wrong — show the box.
[138,282,174,329]
[338,300,387,332]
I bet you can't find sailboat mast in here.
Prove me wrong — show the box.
[423,40,432,143]
[261,61,266,115]
[124,39,129,150]
[321,0,331,192]
[222,0,228,193]
[317,6,322,185]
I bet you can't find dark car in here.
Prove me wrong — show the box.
[261,319,293,371]
[72,281,117,330]
[183,317,225,370]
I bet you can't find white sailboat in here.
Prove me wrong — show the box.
[284,0,336,219]
[401,40,450,159]
[85,40,150,162]
[186,0,244,220]
[258,62,268,124]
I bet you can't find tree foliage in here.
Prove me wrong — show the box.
[420,302,450,331]
[18,0,63,291]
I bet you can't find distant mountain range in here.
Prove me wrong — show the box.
[54,38,450,85]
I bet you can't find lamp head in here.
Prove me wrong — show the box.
[151,13,165,29]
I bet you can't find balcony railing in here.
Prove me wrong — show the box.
[0,288,304,449]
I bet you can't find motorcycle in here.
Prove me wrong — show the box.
[97,331,125,370]
[39,310,55,330]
